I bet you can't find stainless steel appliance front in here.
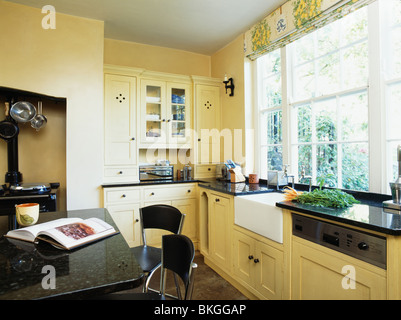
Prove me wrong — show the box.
[292,214,387,269]
[139,165,174,181]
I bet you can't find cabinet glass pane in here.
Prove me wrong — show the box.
[172,88,185,104]
[172,122,186,137]
[146,86,161,102]
[146,120,161,137]
[171,105,185,121]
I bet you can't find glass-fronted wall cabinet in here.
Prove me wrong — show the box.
[140,79,191,147]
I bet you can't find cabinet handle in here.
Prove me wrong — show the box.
[162,119,166,122]
[187,189,191,193]
[150,192,155,196]
[208,168,211,171]
[215,198,220,202]
[122,194,126,198]
[167,119,171,122]
[198,138,201,142]
[119,171,123,174]
[135,219,139,222]
[131,137,135,141]
[248,255,254,260]
[254,258,260,264]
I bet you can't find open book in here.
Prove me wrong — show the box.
[5,217,118,250]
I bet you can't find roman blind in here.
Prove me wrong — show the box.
[244,0,376,60]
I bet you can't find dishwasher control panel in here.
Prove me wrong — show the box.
[292,214,387,269]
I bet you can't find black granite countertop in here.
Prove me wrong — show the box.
[276,200,401,236]
[197,179,275,195]
[0,208,143,300]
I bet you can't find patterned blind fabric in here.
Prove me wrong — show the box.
[244,0,376,60]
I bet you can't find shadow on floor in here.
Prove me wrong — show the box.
[117,252,248,300]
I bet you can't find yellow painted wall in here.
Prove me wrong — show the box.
[104,38,211,77]
[211,35,247,168]
[0,2,104,210]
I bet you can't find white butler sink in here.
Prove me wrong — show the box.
[234,192,284,244]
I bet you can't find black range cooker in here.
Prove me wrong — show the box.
[0,87,65,230]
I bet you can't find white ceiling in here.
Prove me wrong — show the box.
[6,0,286,55]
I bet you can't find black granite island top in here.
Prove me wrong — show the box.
[276,200,401,236]
[0,208,144,300]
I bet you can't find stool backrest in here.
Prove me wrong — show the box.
[139,205,185,245]
[161,234,196,300]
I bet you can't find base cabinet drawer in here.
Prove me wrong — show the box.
[105,188,141,204]
[143,184,195,201]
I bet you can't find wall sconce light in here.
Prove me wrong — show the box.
[223,74,235,97]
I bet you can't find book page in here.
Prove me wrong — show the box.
[39,218,116,249]
[6,218,83,242]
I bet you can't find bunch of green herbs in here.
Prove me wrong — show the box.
[295,188,360,209]
[294,175,360,208]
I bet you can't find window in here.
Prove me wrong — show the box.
[257,49,283,179]
[383,0,401,187]
[255,1,401,193]
[289,8,369,191]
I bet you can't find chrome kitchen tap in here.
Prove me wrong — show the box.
[300,168,312,192]
[284,164,295,189]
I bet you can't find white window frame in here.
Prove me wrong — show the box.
[253,0,395,194]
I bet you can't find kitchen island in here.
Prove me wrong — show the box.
[0,208,144,300]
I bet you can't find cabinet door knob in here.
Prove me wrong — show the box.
[248,255,254,260]
[162,119,166,122]
[167,119,171,122]
[198,138,201,142]
[150,192,155,196]
[187,190,191,193]
[119,171,123,174]
[135,219,139,222]
[215,198,220,202]
[131,137,135,141]
[122,194,126,198]
[254,258,260,264]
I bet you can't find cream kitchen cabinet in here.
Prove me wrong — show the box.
[192,77,222,178]
[208,192,232,273]
[103,184,198,248]
[103,187,142,247]
[143,183,197,247]
[233,229,284,300]
[104,73,138,182]
[292,236,387,300]
[140,79,191,148]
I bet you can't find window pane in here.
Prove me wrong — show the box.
[389,141,401,182]
[298,145,312,179]
[340,91,368,141]
[342,143,369,191]
[262,74,282,108]
[267,110,282,144]
[341,7,368,46]
[317,144,338,187]
[294,33,314,65]
[387,83,401,140]
[317,23,339,57]
[297,104,312,143]
[317,52,340,95]
[293,62,315,100]
[268,146,283,171]
[315,99,337,142]
[342,41,368,88]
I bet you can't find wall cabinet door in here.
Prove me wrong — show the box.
[195,84,221,164]
[209,193,231,272]
[292,237,387,300]
[104,74,137,165]
[107,203,140,247]
[140,79,191,147]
